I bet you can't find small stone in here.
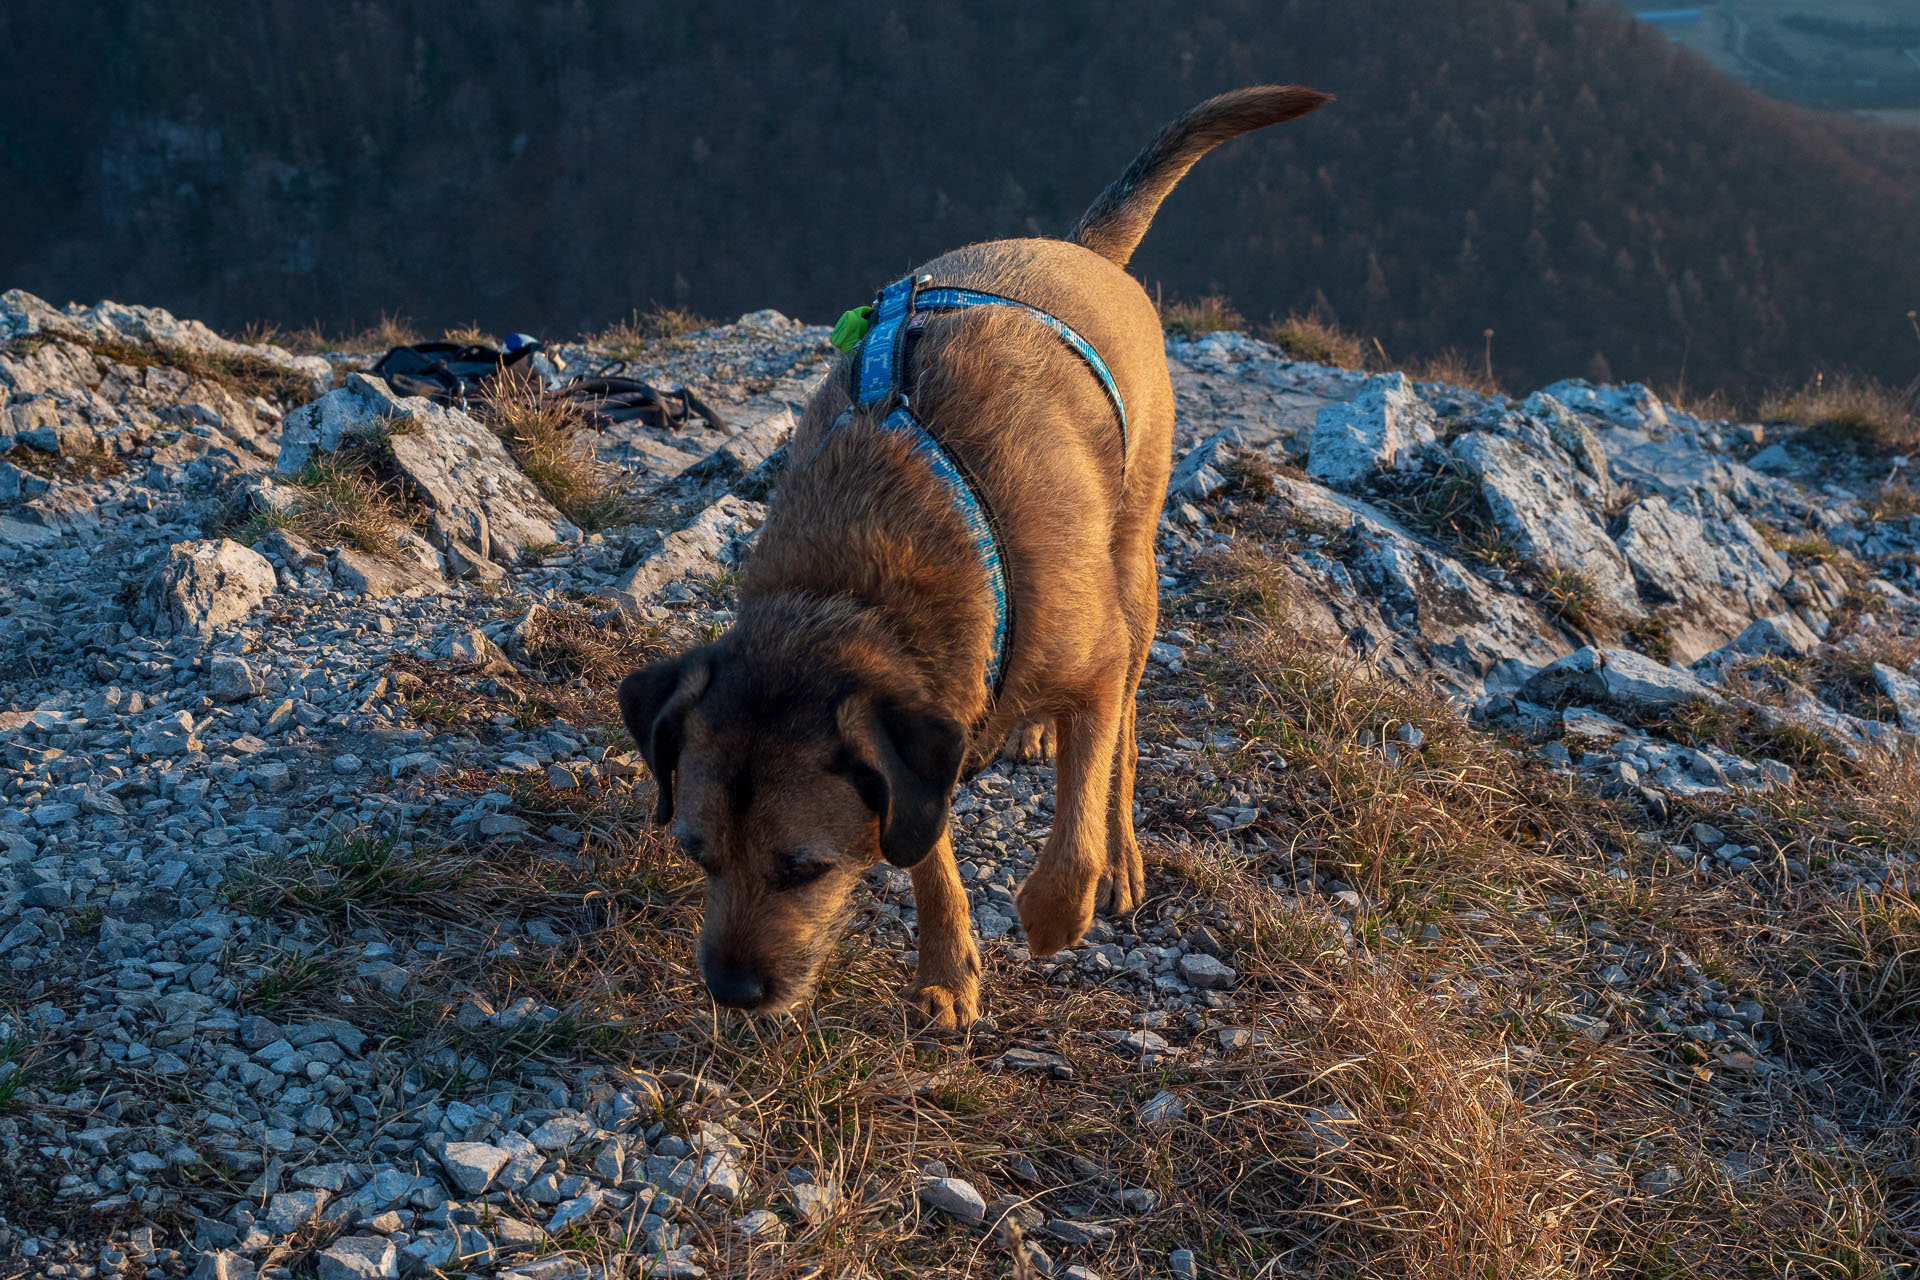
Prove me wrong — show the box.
[1119,1186,1160,1213]
[437,1142,510,1196]
[733,1209,785,1241]
[1048,1219,1117,1246]
[1176,953,1236,990]
[545,1187,605,1234]
[1169,1248,1200,1279]
[1302,1104,1357,1151]
[1138,1090,1186,1132]
[918,1176,987,1224]
[262,1189,331,1235]
[789,1180,835,1226]
[190,1251,255,1280]
[528,1113,595,1152]
[316,1236,399,1280]
[333,753,363,775]
[210,655,263,702]
[1637,1166,1683,1196]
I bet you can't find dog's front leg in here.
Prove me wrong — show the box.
[906,829,981,1029]
[1016,665,1124,956]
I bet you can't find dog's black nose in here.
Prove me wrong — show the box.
[704,964,771,1009]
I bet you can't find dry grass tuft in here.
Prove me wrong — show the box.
[1539,567,1608,634]
[267,312,424,355]
[441,323,496,347]
[230,445,410,558]
[1410,346,1506,397]
[1868,478,1920,521]
[5,440,125,482]
[1260,311,1369,370]
[479,379,634,531]
[73,333,318,406]
[592,305,713,360]
[1159,295,1245,339]
[1761,374,1919,453]
[393,601,668,737]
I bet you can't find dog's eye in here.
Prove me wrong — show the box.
[773,852,834,890]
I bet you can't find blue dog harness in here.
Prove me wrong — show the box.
[830,274,1128,696]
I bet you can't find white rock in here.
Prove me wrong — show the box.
[209,655,263,702]
[789,1180,835,1225]
[1137,1090,1187,1132]
[918,1176,987,1224]
[316,1236,398,1280]
[611,494,766,610]
[1306,373,1436,489]
[1301,1103,1357,1151]
[733,1208,786,1241]
[438,1141,510,1195]
[1537,378,1669,430]
[280,373,578,561]
[528,1112,596,1151]
[1720,613,1821,661]
[189,1250,255,1280]
[545,1187,605,1234]
[1176,953,1235,990]
[330,546,442,598]
[262,1188,331,1234]
[1522,647,1721,711]
[131,710,201,757]
[1613,492,1789,659]
[141,538,277,637]
[1872,662,1920,732]
[1450,431,1643,618]
[0,288,330,395]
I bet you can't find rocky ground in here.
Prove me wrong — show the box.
[1,287,1916,1279]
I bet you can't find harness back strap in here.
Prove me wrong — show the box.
[832,273,1126,695]
[911,286,1129,468]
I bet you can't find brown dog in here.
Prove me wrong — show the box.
[619,85,1330,1027]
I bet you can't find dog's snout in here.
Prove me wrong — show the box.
[704,961,772,1009]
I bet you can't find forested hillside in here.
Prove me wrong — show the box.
[5,0,1920,396]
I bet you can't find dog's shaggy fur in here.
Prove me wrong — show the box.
[619,85,1330,1026]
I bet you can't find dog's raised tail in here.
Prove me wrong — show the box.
[1068,85,1332,268]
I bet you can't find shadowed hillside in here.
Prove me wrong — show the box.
[4,0,1920,397]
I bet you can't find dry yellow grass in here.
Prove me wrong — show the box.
[592,305,714,359]
[1410,345,1506,396]
[1260,312,1370,370]
[230,453,409,558]
[1761,374,1919,453]
[479,378,634,531]
[1159,294,1246,339]
[214,529,1919,1278]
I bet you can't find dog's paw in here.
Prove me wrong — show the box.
[1016,869,1096,958]
[906,978,980,1030]
[998,720,1056,764]
[1097,836,1146,916]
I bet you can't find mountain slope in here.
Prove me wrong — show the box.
[4,0,1920,395]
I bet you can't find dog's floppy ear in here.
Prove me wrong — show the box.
[838,696,968,868]
[617,650,712,824]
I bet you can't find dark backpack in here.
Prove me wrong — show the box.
[369,336,542,407]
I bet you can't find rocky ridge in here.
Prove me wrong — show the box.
[1,288,1916,1279]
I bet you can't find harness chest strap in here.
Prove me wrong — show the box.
[832,273,1129,695]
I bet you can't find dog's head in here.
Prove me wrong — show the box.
[618,638,966,1014]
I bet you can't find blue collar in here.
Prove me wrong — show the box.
[831,273,1128,695]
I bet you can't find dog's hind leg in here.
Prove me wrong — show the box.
[1016,655,1126,955]
[1099,540,1156,916]
[906,829,982,1029]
